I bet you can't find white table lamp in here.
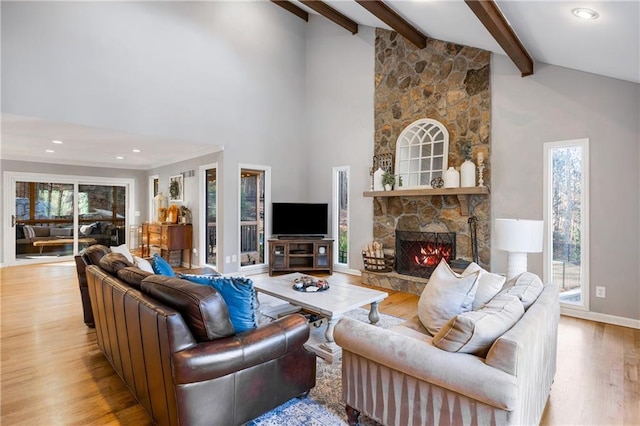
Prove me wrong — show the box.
[495,218,543,280]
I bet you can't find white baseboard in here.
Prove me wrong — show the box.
[332,265,361,276]
[561,306,640,329]
[238,264,269,275]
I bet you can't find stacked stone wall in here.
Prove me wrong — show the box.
[373,29,492,267]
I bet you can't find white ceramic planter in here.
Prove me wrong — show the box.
[460,160,476,187]
[443,167,460,188]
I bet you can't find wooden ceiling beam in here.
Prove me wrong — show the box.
[464,0,534,76]
[300,1,358,35]
[355,0,427,49]
[271,0,309,22]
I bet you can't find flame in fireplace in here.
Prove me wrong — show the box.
[413,243,453,266]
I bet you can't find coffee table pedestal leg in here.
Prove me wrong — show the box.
[316,317,342,363]
[325,317,338,343]
[322,301,382,344]
[312,302,384,364]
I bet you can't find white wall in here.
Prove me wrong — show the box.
[2,2,299,144]
[491,55,640,320]
[146,151,223,267]
[1,1,310,273]
[304,16,375,271]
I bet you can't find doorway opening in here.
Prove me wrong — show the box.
[239,165,270,271]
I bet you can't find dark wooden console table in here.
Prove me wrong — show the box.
[268,238,333,275]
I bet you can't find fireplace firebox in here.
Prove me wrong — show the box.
[395,230,456,279]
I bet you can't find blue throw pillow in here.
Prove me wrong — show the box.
[152,253,175,277]
[180,275,257,333]
[179,269,221,279]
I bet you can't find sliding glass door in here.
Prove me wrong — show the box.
[15,181,75,259]
[78,184,127,246]
[5,172,133,265]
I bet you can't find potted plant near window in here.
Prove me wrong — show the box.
[382,171,396,191]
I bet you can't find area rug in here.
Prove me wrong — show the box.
[247,307,404,426]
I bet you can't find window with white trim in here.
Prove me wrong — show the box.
[544,138,590,310]
[333,166,349,267]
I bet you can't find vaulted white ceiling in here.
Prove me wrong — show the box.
[2,0,638,170]
[295,0,639,84]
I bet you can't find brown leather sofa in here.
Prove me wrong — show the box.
[84,248,316,425]
[74,245,112,327]
[74,245,220,328]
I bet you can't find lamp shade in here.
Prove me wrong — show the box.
[494,219,543,253]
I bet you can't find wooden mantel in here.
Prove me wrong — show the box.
[363,186,490,216]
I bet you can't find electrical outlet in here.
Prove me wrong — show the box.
[225,256,230,264]
[596,286,606,298]
[232,255,237,262]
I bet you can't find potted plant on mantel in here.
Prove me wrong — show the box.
[382,171,396,191]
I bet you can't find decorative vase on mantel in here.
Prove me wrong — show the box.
[384,183,392,191]
[460,159,476,187]
[443,167,460,188]
[373,168,385,191]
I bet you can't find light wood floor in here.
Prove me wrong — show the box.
[1,262,638,425]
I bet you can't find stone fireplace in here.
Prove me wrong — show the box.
[361,29,492,295]
[395,230,456,279]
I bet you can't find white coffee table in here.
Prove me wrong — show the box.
[253,272,388,363]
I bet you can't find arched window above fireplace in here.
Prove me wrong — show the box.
[395,118,449,188]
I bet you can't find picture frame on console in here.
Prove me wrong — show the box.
[169,174,183,202]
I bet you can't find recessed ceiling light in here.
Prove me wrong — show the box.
[116,156,125,160]
[572,8,599,20]
[52,140,63,144]
[45,149,55,153]
[132,149,141,153]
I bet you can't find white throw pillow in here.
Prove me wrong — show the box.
[134,256,155,273]
[433,293,524,357]
[498,272,544,309]
[463,262,506,310]
[23,225,36,240]
[79,224,94,236]
[418,260,480,336]
[111,244,134,263]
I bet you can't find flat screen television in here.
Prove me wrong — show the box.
[272,202,328,238]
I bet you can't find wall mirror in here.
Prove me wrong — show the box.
[395,118,449,189]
